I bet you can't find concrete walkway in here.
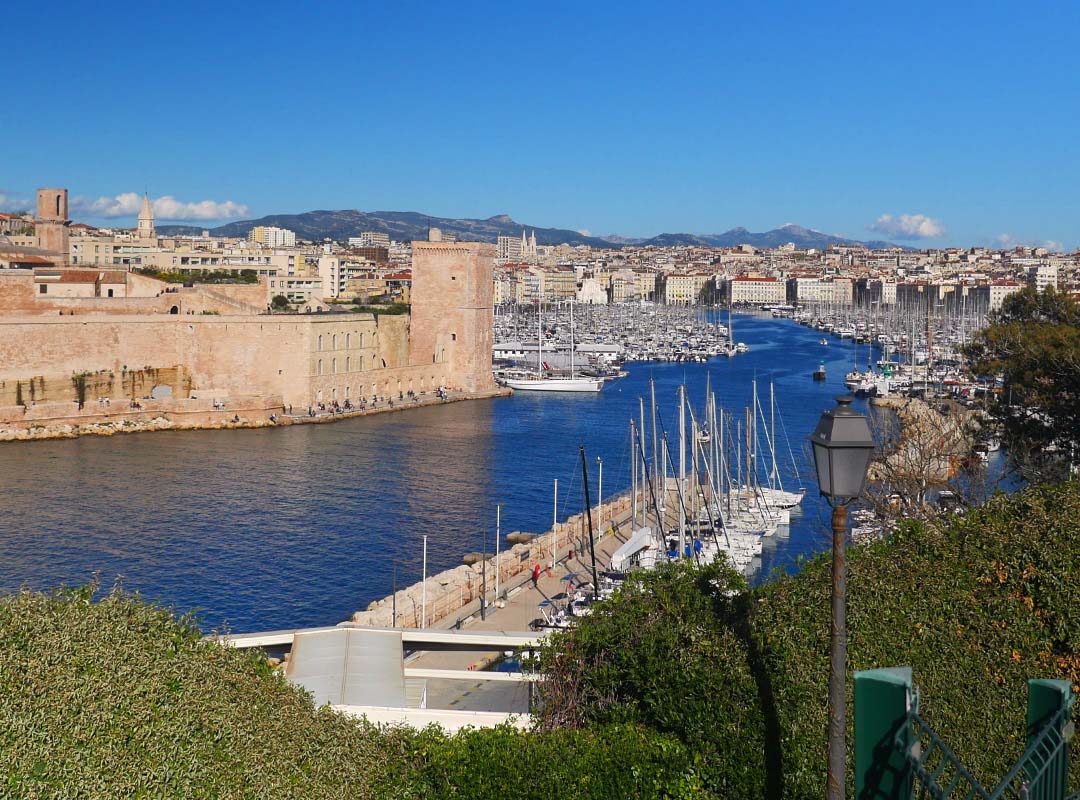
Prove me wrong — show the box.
[408,503,641,714]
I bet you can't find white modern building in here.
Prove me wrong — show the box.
[249,226,297,248]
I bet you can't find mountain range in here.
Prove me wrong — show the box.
[157,211,903,250]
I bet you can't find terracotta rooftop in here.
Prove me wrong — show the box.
[34,269,128,283]
[1,254,53,264]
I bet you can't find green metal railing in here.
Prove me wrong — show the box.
[855,668,1075,800]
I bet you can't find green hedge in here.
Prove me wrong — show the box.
[0,586,698,798]
[0,586,404,798]
[385,724,700,799]
[539,482,1080,798]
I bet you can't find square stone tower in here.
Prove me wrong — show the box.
[35,188,70,256]
[409,241,496,393]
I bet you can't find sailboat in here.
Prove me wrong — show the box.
[501,301,603,392]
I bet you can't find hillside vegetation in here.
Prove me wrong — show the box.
[539,481,1080,798]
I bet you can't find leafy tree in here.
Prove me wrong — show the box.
[270,294,291,311]
[965,286,1080,481]
[865,398,987,522]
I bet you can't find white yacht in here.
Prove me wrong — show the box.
[500,301,604,393]
[501,375,603,392]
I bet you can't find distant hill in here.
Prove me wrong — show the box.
[638,224,903,250]
[159,213,902,250]
[158,210,618,249]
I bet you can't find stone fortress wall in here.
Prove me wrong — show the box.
[0,241,498,434]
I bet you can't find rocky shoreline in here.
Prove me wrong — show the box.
[0,388,510,443]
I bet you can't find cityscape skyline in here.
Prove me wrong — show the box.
[5,0,1079,249]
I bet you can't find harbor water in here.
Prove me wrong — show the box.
[0,313,879,632]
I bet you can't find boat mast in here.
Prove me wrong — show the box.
[679,384,686,556]
[537,304,543,378]
[570,300,576,379]
[630,418,638,529]
[770,382,778,491]
[709,390,718,507]
[639,397,648,528]
[651,378,661,515]
[736,417,742,499]
[690,414,698,549]
[745,406,753,494]
[579,445,600,600]
[752,379,759,491]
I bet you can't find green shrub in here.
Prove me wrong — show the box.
[388,723,700,799]
[0,585,403,798]
[538,561,765,797]
[540,482,1080,798]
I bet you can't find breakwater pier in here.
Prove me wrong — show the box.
[350,492,636,630]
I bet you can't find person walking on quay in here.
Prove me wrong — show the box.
[532,563,541,589]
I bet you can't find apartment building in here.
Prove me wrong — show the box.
[249,226,297,248]
[730,276,784,305]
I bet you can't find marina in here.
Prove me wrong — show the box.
[0,308,1005,634]
[0,311,858,633]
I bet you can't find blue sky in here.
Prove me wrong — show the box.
[3,0,1078,248]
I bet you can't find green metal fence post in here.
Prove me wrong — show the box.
[855,667,915,800]
[1026,679,1074,800]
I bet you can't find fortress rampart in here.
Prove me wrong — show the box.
[0,242,499,435]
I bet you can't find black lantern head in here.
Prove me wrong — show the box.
[810,396,875,504]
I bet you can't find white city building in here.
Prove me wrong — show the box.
[249,226,297,248]
[730,276,784,305]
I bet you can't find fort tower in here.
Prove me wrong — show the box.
[35,188,70,256]
[409,241,496,393]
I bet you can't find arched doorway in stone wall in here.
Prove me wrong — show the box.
[169,305,179,314]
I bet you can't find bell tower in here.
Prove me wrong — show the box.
[35,188,70,256]
[137,193,156,240]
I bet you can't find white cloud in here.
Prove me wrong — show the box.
[996,234,1067,252]
[0,191,30,212]
[577,228,593,236]
[72,192,249,221]
[867,213,946,240]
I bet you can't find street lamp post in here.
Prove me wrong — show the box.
[809,396,876,800]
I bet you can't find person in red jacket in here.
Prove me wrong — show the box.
[532,563,541,589]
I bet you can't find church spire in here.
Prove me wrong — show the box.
[137,193,155,240]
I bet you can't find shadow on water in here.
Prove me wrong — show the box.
[0,313,878,631]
